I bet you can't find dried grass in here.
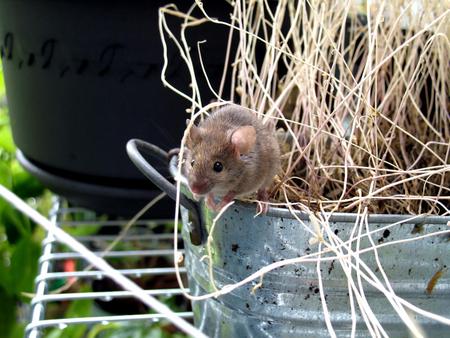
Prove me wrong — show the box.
[160,0,449,215]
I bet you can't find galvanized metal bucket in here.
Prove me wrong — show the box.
[127,139,450,337]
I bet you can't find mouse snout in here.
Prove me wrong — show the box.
[190,179,210,195]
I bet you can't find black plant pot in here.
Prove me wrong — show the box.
[0,0,231,216]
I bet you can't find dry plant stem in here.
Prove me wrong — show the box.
[298,199,385,337]
[362,179,423,336]
[205,200,235,293]
[195,0,359,93]
[329,200,365,336]
[251,274,264,294]
[159,5,203,111]
[321,208,380,337]
[315,207,430,337]
[362,213,421,337]
[218,6,236,99]
[316,241,337,338]
[350,9,450,107]
[196,41,231,105]
[325,206,358,337]
[180,3,205,110]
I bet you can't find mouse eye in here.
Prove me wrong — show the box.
[213,161,223,173]
[190,160,195,167]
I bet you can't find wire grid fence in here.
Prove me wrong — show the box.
[25,197,193,338]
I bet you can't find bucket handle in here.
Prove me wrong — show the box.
[126,139,205,245]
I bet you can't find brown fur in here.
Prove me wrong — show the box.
[186,105,280,199]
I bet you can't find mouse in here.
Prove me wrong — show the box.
[184,104,280,213]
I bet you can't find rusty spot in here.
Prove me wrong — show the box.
[328,260,335,275]
[411,222,424,234]
[426,266,448,295]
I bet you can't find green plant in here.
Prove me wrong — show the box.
[0,66,49,338]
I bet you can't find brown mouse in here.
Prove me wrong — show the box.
[185,104,280,213]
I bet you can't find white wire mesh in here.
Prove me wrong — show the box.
[25,197,193,338]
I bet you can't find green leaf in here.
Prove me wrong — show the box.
[45,291,93,338]
[9,322,25,338]
[11,161,44,199]
[65,291,93,318]
[43,328,62,338]
[1,204,32,244]
[0,160,12,189]
[62,223,101,237]
[0,126,15,153]
[45,324,88,338]
[0,108,9,127]
[88,322,189,338]
[0,247,12,294]
[86,322,120,338]
[0,286,18,338]
[60,324,88,338]
[59,210,103,237]
[10,237,40,295]
[0,66,5,97]
[59,294,92,338]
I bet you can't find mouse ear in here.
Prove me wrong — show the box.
[187,125,204,146]
[230,125,256,156]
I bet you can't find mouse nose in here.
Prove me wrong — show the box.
[190,179,209,195]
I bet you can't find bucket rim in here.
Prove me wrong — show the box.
[218,201,450,225]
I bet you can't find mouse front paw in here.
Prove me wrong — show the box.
[255,188,270,215]
[256,202,269,215]
[205,193,217,210]
[211,192,236,212]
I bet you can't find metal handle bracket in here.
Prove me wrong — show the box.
[126,139,205,245]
